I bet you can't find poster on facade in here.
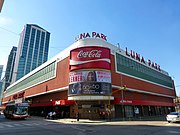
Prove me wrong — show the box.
[68,70,112,95]
[69,70,111,83]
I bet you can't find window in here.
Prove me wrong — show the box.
[6,61,56,96]
[116,53,172,88]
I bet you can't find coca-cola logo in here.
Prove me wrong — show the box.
[77,50,102,58]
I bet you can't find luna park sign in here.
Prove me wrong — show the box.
[125,47,161,71]
[75,32,107,41]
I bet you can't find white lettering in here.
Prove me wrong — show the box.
[77,50,102,58]
[55,100,61,105]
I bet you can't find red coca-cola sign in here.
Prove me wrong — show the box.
[70,46,111,71]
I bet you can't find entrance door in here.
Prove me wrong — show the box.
[125,106,133,118]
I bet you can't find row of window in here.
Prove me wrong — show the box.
[6,62,56,96]
[116,53,172,88]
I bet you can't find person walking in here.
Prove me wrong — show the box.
[76,112,80,121]
[52,111,56,120]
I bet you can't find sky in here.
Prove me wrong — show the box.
[0,0,180,95]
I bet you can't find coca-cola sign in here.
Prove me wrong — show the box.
[70,46,111,71]
[77,50,102,58]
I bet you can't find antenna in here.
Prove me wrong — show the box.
[117,43,121,52]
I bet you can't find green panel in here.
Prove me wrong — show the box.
[6,61,56,95]
[116,53,173,88]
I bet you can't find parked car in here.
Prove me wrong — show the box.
[166,112,180,123]
[0,111,4,115]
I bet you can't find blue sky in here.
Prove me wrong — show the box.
[0,0,180,95]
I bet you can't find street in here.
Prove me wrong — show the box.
[0,115,180,135]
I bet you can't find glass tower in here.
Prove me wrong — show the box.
[4,46,17,90]
[0,65,3,80]
[12,24,50,83]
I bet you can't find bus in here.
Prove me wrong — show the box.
[4,101,29,119]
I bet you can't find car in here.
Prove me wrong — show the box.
[0,111,4,115]
[166,112,180,123]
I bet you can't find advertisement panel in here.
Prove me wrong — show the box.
[70,46,111,71]
[69,70,111,84]
[68,70,112,96]
[68,82,111,95]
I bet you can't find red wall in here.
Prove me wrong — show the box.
[2,53,176,106]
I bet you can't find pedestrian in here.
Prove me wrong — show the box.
[52,111,56,120]
[41,110,44,117]
[134,107,139,118]
[47,111,52,119]
[76,112,80,121]
[102,111,105,120]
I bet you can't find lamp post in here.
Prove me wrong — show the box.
[121,85,126,121]
[108,85,126,121]
[120,65,133,120]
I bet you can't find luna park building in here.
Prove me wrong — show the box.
[2,32,176,119]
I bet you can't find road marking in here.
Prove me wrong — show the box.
[3,124,14,127]
[32,123,40,125]
[0,126,4,128]
[22,123,35,126]
[168,130,180,134]
[13,123,22,126]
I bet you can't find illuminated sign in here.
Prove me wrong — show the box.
[69,82,111,95]
[52,100,74,106]
[75,32,107,41]
[70,46,111,71]
[13,91,25,100]
[68,70,112,96]
[125,47,161,71]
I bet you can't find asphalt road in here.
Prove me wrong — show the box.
[0,115,180,135]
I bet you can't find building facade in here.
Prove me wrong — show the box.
[0,65,3,80]
[0,0,4,13]
[12,24,50,83]
[2,35,176,119]
[3,46,17,91]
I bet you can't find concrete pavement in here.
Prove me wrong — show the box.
[42,115,168,125]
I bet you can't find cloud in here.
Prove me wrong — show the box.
[0,16,13,26]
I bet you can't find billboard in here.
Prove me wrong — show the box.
[69,46,111,71]
[68,70,111,95]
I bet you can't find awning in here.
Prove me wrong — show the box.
[30,99,74,107]
[112,98,175,106]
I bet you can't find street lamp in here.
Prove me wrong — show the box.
[120,65,133,120]
[108,85,126,121]
[121,85,126,121]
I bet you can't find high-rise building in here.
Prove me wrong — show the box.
[0,0,4,13]
[0,65,3,105]
[0,65,3,80]
[12,24,50,83]
[0,78,4,105]
[4,46,17,90]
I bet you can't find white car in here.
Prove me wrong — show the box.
[0,111,4,115]
[166,112,180,123]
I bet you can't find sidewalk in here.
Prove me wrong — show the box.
[43,115,166,125]
[49,118,106,124]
